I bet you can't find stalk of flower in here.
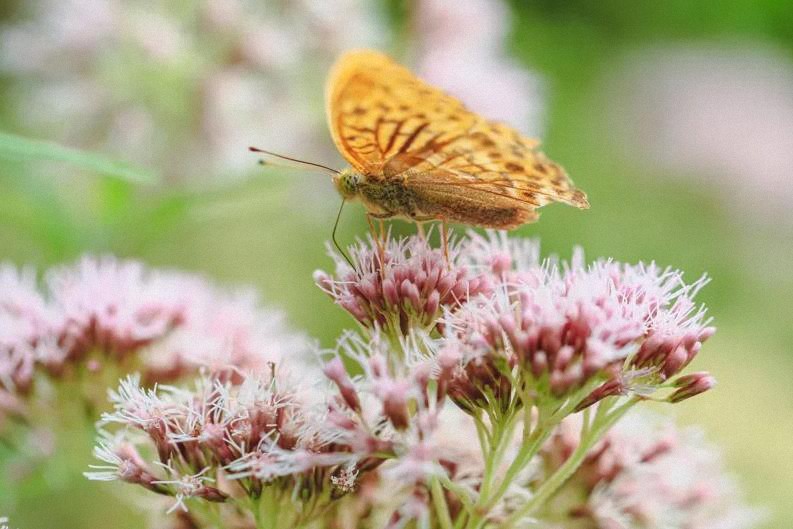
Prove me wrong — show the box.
[528,410,763,529]
[314,234,491,340]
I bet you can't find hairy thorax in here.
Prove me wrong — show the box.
[334,169,429,221]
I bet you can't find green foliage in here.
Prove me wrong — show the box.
[0,131,159,184]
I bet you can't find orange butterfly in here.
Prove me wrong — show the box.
[325,49,589,232]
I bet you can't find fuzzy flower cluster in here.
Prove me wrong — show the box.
[0,256,307,431]
[535,410,763,529]
[318,232,716,415]
[87,369,333,522]
[314,235,491,336]
[0,0,384,181]
[441,232,716,415]
[83,232,759,529]
[88,331,462,528]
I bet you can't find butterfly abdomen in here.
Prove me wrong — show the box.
[406,180,539,229]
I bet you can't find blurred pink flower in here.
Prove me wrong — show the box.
[0,0,386,181]
[536,410,763,529]
[0,266,51,395]
[606,44,793,224]
[0,255,310,420]
[0,0,544,186]
[414,0,545,134]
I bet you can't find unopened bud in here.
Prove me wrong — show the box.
[668,372,716,403]
[323,357,361,412]
[575,376,626,412]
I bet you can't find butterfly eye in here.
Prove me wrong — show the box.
[333,170,360,199]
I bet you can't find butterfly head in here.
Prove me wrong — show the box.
[333,169,362,199]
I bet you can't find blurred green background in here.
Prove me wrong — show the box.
[1,0,792,527]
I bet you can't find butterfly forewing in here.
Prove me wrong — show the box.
[326,49,477,174]
[325,49,588,227]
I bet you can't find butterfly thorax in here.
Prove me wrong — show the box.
[334,168,424,220]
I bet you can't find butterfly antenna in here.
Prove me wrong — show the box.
[249,146,340,175]
[332,199,353,267]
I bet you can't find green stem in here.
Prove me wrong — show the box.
[501,398,638,529]
[478,406,519,500]
[478,422,550,513]
[439,475,476,512]
[474,381,601,520]
[432,477,455,529]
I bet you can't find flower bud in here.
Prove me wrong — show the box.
[667,372,716,403]
[323,357,361,412]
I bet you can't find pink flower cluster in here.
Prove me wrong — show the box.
[0,256,307,427]
[88,331,460,527]
[80,232,752,529]
[440,232,715,411]
[536,411,763,529]
[314,235,491,336]
[320,333,451,478]
[88,370,330,519]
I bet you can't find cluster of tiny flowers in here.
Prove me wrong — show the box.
[0,256,307,429]
[79,232,758,529]
[87,331,461,527]
[87,367,332,521]
[440,232,716,413]
[316,331,457,526]
[314,234,491,336]
[535,410,763,529]
[0,0,385,181]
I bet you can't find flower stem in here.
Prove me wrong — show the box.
[501,397,639,529]
[478,422,550,513]
[432,477,455,529]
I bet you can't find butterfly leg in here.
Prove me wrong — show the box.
[441,220,450,269]
[416,221,426,241]
[378,219,387,250]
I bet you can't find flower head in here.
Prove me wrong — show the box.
[444,235,716,412]
[315,234,490,337]
[89,362,331,518]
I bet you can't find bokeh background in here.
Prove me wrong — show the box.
[1,0,791,527]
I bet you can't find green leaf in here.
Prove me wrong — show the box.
[0,131,159,184]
